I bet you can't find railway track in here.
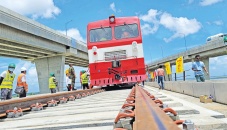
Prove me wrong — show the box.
[1,85,227,130]
[0,88,103,118]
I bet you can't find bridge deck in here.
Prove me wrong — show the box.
[1,86,227,130]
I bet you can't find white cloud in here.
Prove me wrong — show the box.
[160,12,201,42]
[200,0,223,6]
[139,9,160,23]
[139,9,160,35]
[213,20,223,26]
[139,9,201,41]
[110,2,116,12]
[141,23,159,35]
[0,0,61,19]
[58,28,86,42]
[109,2,121,13]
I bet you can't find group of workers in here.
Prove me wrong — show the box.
[64,63,89,91]
[0,62,90,100]
[0,63,28,100]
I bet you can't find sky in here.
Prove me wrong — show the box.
[0,0,227,92]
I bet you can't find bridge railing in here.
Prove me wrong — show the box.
[148,39,226,67]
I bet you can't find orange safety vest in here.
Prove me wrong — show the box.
[17,73,28,88]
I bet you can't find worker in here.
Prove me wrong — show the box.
[121,28,131,38]
[17,67,28,98]
[65,69,72,91]
[81,70,89,90]
[69,63,76,90]
[80,71,83,89]
[99,30,108,41]
[0,63,16,100]
[49,72,58,93]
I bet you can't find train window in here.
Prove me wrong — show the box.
[90,27,112,42]
[114,23,139,39]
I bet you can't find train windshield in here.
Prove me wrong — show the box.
[90,27,112,42]
[115,23,139,39]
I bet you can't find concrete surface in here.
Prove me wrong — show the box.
[145,81,227,104]
[0,89,131,130]
[145,85,227,130]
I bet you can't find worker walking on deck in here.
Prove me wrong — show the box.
[49,73,58,93]
[0,63,16,100]
[81,70,89,90]
[69,63,76,90]
[17,67,28,98]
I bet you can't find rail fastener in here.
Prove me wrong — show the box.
[47,99,58,107]
[30,103,43,111]
[6,107,23,118]
[68,95,76,101]
[59,97,68,104]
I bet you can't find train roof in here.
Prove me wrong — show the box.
[87,16,140,29]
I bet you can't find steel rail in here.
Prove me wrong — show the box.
[133,85,180,130]
[0,88,101,117]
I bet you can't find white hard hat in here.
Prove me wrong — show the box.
[21,67,27,71]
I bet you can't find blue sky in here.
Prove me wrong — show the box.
[0,0,227,92]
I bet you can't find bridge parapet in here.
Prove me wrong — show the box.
[0,5,70,46]
[147,39,226,70]
[145,81,227,105]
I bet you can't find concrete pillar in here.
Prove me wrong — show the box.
[202,57,210,80]
[35,55,65,94]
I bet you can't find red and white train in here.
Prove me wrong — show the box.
[87,15,146,88]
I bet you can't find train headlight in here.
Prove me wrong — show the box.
[109,15,115,24]
[132,41,137,50]
[92,46,98,55]
[92,46,97,51]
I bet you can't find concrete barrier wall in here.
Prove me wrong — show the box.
[145,81,227,105]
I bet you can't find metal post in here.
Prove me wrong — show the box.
[65,20,73,36]
[183,71,186,81]
[175,73,177,81]
[180,33,187,51]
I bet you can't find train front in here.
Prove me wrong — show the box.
[87,16,146,88]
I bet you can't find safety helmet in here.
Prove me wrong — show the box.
[8,63,16,68]
[21,67,27,71]
[50,72,55,76]
[81,70,86,73]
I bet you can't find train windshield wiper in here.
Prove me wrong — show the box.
[101,25,108,36]
[124,22,135,36]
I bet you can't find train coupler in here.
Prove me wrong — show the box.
[30,103,43,111]
[6,107,23,118]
